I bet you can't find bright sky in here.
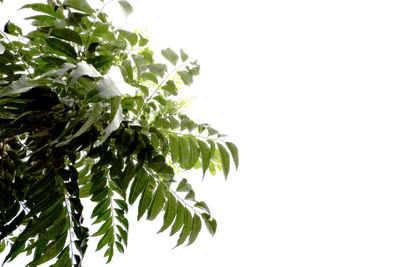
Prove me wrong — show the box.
[2,0,400,266]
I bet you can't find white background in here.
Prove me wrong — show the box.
[2,0,400,266]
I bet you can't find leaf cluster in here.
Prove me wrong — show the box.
[0,0,238,266]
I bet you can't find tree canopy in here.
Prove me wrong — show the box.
[0,0,238,266]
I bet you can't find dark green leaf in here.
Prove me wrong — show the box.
[168,134,179,163]
[197,139,210,178]
[201,213,217,236]
[175,208,192,247]
[137,178,154,220]
[194,201,210,214]
[217,143,230,179]
[147,184,166,220]
[91,199,110,219]
[96,228,113,251]
[49,27,82,44]
[92,218,112,237]
[188,137,200,168]
[28,232,67,266]
[170,201,185,236]
[128,169,149,205]
[45,37,77,58]
[52,247,70,267]
[185,190,195,201]
[226,142,239,170]
[187,214,202,246]
[158,192,177,233]
[178,137,190,169]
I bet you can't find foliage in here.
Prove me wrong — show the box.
[0,0,238,266]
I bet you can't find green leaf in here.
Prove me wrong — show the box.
[168,134,179,163]
[140,72,158,84]
[91,199,110,219]
[177,178,192,192]
[194,201,210,214]
[178,71,193,86]
[22,3,65,19]
[170,201,185,236]
[49,27,82,44]
[188,137,200,168]
[4,21,22,36]
[161,48,179,65]
[118,30,138,46]
[118,0,134,17]
[217,143,230,179]
[0,240,5,253]
[147,184,166,221]
[115,241,124,253]
[197,139,210,178]
[180,49,189,62]
[138,34,149,46]
[45,37,77,58]
[25,15,57,27]
[128,169,149,205]
[158,192,177,233]
[137,178,154,220]
[161,80,178,96]
[154,95,166,106]
[178,137,190,169]
[175,208,192,247]
[201,213,217,236]
[52,247,70,267]
[64,0,93,14]
[148,63,167,77]
[92,218,112,237]
[226,142,239,170]
[96,228,113,251]
[117,225,128,246]
[187,214,202,246]
[28,232,67,266]
[185,190,195,201]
